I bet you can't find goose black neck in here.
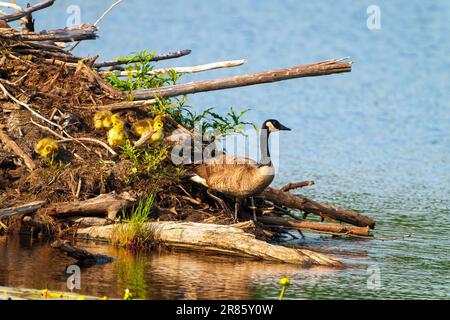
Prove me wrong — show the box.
[260,126,271,166]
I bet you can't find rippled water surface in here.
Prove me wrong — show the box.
[1,0,449,299]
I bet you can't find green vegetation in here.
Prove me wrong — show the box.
[112,194,160,250]
[104,50,256,136]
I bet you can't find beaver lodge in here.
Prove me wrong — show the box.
[0,1,375,269]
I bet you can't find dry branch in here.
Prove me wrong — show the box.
[100,59,246,77]
[262,187,376,229]
[42,192,137,220]
[0,126,36,170]
[280,180,315,192]
[0,23,97,42]
[93,49,192,68]
[132,58,352,100]
[0,0,55,22]
[258,215,371,237]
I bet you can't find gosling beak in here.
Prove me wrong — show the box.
[278,123,291,131]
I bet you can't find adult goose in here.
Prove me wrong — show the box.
[191,119,291,221]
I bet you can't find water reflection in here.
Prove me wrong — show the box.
[0,236,345,299]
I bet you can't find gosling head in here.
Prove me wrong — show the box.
[153,119,164,131]
[262,119,291,133]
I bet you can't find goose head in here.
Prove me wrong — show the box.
[262,119,291,133]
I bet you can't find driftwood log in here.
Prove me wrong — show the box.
[258,215,371,237]
[0,126,36,171]
[132,58,352,100]
[262,187,375,229]
[0,201,46,219]
[51,240,114,265]
[76,221,343,267]
[42,192,136,220]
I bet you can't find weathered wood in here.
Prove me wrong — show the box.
[258,215,371,237]
[93,49,192,68]
[0,0,55,22]
[81,99,157,111]
[0,127,36,170]
[132,58,352,100]
[0,201,46,219]
[51,240,114,264]
[66,217,110,228]
[100,59,246,77]
[42,192,136,220]
[0,24,97,42]
[75,60,123,97]
[77,221,343,267]
[262,187,376,229]
[280,180,315,192]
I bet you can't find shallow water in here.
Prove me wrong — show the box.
[1,0,449,299]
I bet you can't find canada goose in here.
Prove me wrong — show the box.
[191,119,291,221]
[107,114,128,147]
[35,138,59,160]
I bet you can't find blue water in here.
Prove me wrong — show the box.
[2,0,449,299]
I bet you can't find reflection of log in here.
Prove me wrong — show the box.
[51,240,114,264]
[132,58,352,100]
[43,192,136,220]
[258,215,371,237]
[0,201,46,219]
[77,222,342,267]
[262,187,375,229]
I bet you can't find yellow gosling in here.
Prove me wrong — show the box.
[107,115,128,147]
[93,111,113,129]
[34,138,58,160]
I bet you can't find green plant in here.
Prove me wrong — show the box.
[113,193,159,249]
[104,50,184,92]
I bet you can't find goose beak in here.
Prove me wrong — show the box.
[278,123,291,131]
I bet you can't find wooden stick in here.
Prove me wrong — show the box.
[0,23,97,42]
[262,187,376,229]
[0,126,36,170]
[258,215,371,237]
[93,49,192,68]
[0,201,46,219]
[100,59,246,77]
[75,60,123,97]
[280,180,315,192]
[132,58,352,100]
[79,99,157,111]
[0,0,54,22]
[69,0,123,51]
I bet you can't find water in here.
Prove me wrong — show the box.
[1,0,449,299]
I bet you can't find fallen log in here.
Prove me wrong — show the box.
[262,187,375,229]
[132,58,352,100]
[76,221,343,267]
[51,240,114,265]
[258,215,371,237]
[280,180,315,192]
[42,192,136,220]
[0,201,46,219]
[66,217,110,228]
